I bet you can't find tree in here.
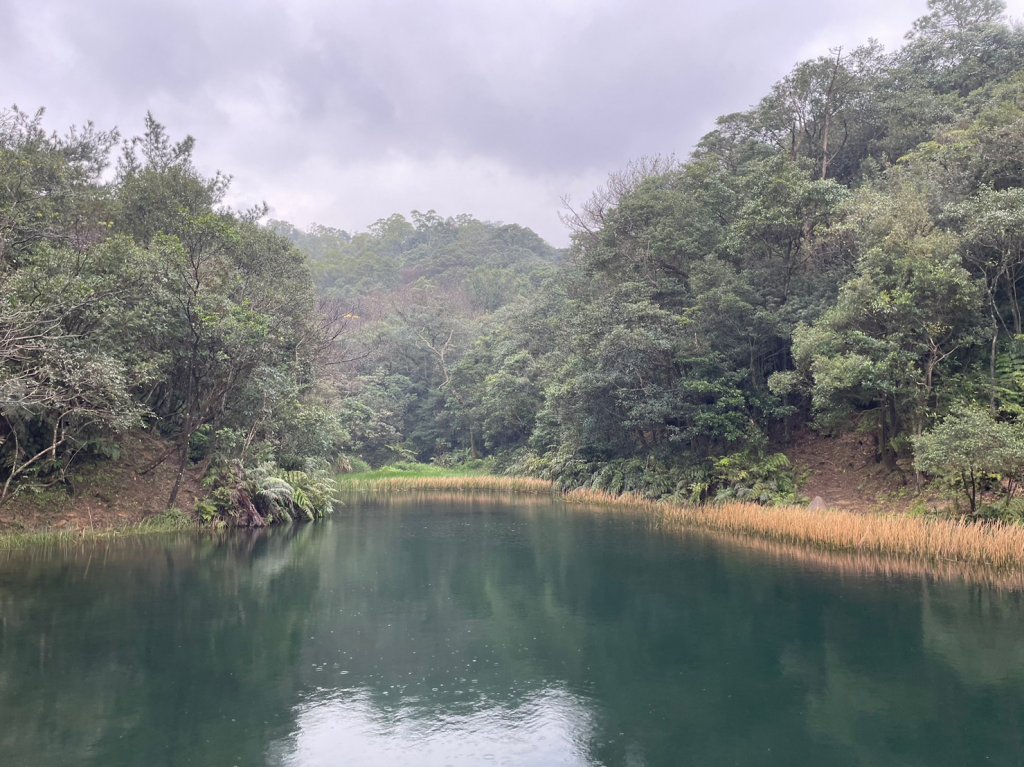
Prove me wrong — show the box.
[0,107,117,264]
[785,188,983,466]
[913,402,1024,513]
[753,44,886,182]
[946,188,1024,403]
[901,0,1023,97]
[0,110,141,503]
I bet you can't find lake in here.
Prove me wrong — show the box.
[1,493,1023,766]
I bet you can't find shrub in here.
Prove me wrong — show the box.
[913,403,1024,515]
[198,461,337,526]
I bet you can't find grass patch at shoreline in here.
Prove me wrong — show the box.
[336,462,490,484]
[0,509,196,550]
[341,473,1024,574]
[336,463,552,494]
[565,488,1024,571]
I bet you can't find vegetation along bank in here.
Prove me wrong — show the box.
[6,1,1024,571]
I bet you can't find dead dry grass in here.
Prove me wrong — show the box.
[697,531,1024,591]
[565,488,1024,571]
[339,476,1024,577]
[339,475,555,494]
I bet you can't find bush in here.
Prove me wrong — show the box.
[198,461,337,526]
[913,403,1024,515]
[505,449,800,506]
[341,456,372,474]
[710,452,804,505]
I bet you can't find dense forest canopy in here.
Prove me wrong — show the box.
[6,0,1024,520]
[0,111,340,522]
[308,0,1024,510]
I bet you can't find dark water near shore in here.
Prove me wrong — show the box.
[2,494,1024,766]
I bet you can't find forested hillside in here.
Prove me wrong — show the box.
[266,214,562,466]
[0,113,342,524]
[294,0,1024,515]
[269,214,561,309]
[6,0,1024,523]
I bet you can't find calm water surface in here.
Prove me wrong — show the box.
[2,494,1024,766]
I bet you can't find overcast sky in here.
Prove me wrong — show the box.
[4,0,1024,246]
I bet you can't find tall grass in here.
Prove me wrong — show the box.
[329,473,1024,575]
[697,529,1024,592]
[564,488,1024,571]
[336,463,486,483]
[0,509,196,550]
[338,474,554,494]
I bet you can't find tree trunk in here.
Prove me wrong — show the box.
[991,322,1000,413]
[1009,278,1022,336]
[166,436,191,511]
[820,48,843,180]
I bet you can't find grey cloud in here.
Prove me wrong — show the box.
[2,0,1007,244]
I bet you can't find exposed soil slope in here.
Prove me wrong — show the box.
[0,433,202,532]
[786,431,912,513]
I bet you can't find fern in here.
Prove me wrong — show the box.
[272,469,337,520]
[995,341,1024,416]
[280,469,308,486]
[256,477,294,511]
[292,487,314,520]
[712,451,799,505]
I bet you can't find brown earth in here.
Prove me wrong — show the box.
[785,430,922,513]
[0,433,203,532]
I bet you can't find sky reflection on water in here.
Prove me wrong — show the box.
[272,687,593,767]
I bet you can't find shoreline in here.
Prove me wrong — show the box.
[336,475,555,493]
[0,510,197,550]
[564,488,1024,571]
[7,474,1024,586]
[339,475,1024,576]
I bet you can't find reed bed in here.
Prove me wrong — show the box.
[333,475,1024,579]
[338,475,556,494]
[0,510,196,550]
[564,488,1024,571]
[697,530,1024,592]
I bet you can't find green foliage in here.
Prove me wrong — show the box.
[0,111,344,520]
[790,187,984,464]
[12,1,1024,519]
[505,448,799,506]
[336,461,490,485]
[254,477,296,517]
[913,403,1024,513]
[343,456,372,474]
[994,341,1024,416]
[272,211,561,310]
[199,462,337,525]
[710,452,804,505]
[255,467,336,522]
[980,496,1024,522]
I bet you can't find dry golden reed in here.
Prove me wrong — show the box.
[696,531,1024,592]
[339,476,555,494]
[340,476,1024,576]
[564,488,1024,571]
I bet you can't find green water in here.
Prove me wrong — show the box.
[2,494,1023,766]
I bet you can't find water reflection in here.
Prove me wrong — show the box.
[1,495,1024,766]
[271,687,593,767]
